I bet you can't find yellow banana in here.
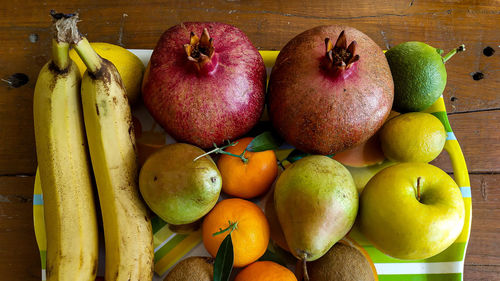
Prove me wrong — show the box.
[33,15,98,281]
[74,35,154,280]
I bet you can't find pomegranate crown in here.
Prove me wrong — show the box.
[324,30,359,71]
[184,28,215,63]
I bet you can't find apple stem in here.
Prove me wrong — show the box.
[442,44,465,64]
[302,259,310,281]
[416,177,422,202]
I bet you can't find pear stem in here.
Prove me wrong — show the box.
[442,44,465,63]
[302,259,310,281]
[416,177,422,202]
[212,220,238,237]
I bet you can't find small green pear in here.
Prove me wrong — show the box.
[139,143,222,225]
[274,155,358,266]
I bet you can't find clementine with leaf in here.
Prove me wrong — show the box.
[202,198,270,267]
[217,137,278,198]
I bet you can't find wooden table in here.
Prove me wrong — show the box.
[1,0,498,280]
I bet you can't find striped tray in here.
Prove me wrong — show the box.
[33,50,472,280]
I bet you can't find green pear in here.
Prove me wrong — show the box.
[274,155,358,264]
[139,143,222,225]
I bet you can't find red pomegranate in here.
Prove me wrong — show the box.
[268,25,394,155]
[142,22,266,149]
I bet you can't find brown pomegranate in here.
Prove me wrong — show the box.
[268,25,394,155]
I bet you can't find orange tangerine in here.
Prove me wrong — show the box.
[202,198,270,267]
[235,261,297,281]
[218,137,278,198]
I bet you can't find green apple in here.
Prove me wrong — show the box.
[359,162,465,260]
[345,160,396,193]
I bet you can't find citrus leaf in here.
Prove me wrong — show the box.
[286,149,335,163]
[213,234,234,281]
[246,131,281,152]
[285,149,311,163]
[258,248,287,266]
[259,242,298,266]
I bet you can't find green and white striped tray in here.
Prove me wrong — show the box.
[33,50,471,280]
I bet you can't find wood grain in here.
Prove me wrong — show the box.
[431,110,500,173]
[465,174,500,267]
[0,0,498,280]
[0,176,41,280]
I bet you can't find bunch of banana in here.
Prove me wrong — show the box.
[34,12,154,281]
[71,19,154,281]
[33,14,98,280]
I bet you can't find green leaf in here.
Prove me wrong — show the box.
[258,248,287,266]
[213,234,234,281]
[246,131,281,152]
[285,149,335,163]
[285,149,311,163]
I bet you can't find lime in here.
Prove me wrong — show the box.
[386,42,447,112]
[70,42,145,104]
[379,112,446,163]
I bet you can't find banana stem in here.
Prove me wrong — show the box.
[442,44,465,63]
[74,37,103,74]
[51,39,70,70]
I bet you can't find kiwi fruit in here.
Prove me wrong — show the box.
[164,256,214,281]
[297,242,377,281]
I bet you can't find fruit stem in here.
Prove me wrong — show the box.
[49,11,77,70]
[302,259,310,281]
[322,31,360,75]
[55,10,103,74]
[192,141,248,163]
[212,220,238,237]
[73,37,103,74]
[51,39,70,70]
[184,28,218,75]
[442,44,466,63]
[416,177,422,202]
[219,149,248,164]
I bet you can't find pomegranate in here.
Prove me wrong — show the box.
[142,22,266,149]
[268,25,394,155]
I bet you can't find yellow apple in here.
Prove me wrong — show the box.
[358,162,465,260]
[345,160,395,193]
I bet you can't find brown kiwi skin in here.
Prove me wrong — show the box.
[296,242,376,281]
[164,256,214,281]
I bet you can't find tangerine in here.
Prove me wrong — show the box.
[202,198,270,267]
[217,137,278,198]
[235,261,297,281]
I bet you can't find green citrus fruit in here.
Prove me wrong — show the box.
[385,42,446,112]
[379,112,446,163]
